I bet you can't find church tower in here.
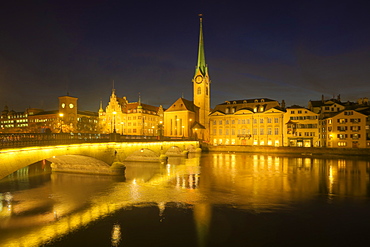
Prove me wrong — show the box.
[193,14,210,139]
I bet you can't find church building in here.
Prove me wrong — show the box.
[164,15,211,141]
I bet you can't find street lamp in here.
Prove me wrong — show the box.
[112,111,117,133]
[158,120,163,140]
[59,113,64,133]
[189,118,192,139]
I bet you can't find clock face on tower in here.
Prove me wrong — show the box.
[61,103,66,108]
[195,75,203,83]
[69,103,74,109]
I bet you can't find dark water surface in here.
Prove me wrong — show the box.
[1,153,370,247]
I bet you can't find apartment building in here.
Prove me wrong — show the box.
[284,106,320,147]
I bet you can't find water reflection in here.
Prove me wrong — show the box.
[1,153,370,246]
[111,223,122,246]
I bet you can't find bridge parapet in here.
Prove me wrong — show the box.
[0,141,200,179]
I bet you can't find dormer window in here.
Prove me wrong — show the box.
[254,99,258,103]
[233,101,236,104]
[261,99,265,102]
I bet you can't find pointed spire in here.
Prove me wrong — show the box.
[138,92,142,109]
[195,14,207,76]
[112,80,116,94]
[99,99,103,112]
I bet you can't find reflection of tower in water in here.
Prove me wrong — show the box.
[111,223,122,247]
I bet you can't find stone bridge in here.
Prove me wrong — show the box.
[0,141,200,179]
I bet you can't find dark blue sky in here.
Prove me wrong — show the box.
[1,0,370,112]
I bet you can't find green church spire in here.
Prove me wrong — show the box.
[195,14,207,76]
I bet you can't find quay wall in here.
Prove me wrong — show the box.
[204,145,370,157]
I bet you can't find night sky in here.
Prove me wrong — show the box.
[1,0,370,112]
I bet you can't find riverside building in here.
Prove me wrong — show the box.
[283,106,320,147]
[209,98,285,146]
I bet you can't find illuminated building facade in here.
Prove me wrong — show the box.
[164,14,210,140]
[0,106,39,133]
[308,96,370,148]
[209,98,285,146]
[98,89,164,135]
[1,95,98,133]
[283,106,320,147]
[320,110,367,148]
[163,98,199,139]
[28,95,98,133]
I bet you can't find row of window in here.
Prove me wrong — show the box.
[289,116,318,120]
[296,124,318,129]
[126,128,156,134]
[0,114,28,119]
[127,116,157,121]
[337,118,361,123]
[213,138,281,146]
[1,123,29,128]
[293,132,316,137]
[337,134,361,139]
[0,119,28,124]
[213,128,280,136]
[325,118,362,124]
[331,126,361,131]
[289,110,308,114]
[213,118,280,125]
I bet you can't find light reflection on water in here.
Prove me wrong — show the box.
[0,153,370,246]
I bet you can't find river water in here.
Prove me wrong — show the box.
[1,153,370,247]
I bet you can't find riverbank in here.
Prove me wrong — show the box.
[203,144,370,157]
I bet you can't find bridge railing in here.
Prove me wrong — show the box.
[0,133,110,149]
[0,133,196,149]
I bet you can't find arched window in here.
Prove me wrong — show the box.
[197,87,201,95]
[206,86,208,95]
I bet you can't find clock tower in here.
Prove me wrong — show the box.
[193,14,210,139]
[58,94,78,131]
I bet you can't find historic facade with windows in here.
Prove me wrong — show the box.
[98,89,164,136]
[283,106,320,147]
[320,110,367,148]
[1,95,98,133]
[209,98,285,146]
